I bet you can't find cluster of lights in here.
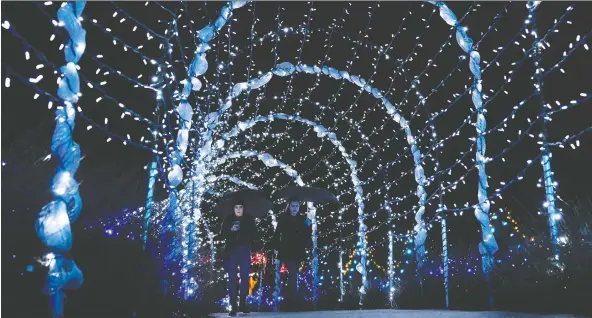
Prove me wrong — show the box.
[4,0,590,311]
[217,16,584,300]
[215,0,512,280]
[527,0,559,262]
[221,2,467,199]
[212,3,490,238]
[3,2,167,151]
[238,3,575,233]
[209,2,584,306]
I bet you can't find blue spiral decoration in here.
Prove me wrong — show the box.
[34,1,87,316]
[428,0,499,280]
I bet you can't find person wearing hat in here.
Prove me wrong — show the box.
[272,197,312,311]
[220,198,259,316]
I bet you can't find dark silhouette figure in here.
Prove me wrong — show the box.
[220,199,259,316]
[272,198,312,310]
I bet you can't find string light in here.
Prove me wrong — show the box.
[4,1,590,311]
[4,6,159,150]
[527,0,560,262]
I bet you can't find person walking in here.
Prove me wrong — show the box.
[220,199,259,316]
[272,197,312,311]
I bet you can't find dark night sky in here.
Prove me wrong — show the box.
[2,1,591,303]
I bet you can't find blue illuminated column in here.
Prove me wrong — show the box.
[307,202,320,306]
[143,158,158,249]
[388,221,395,307]
[339,223,345,303]
[184,222,198,300]
[527,0,561,261]
[382,205,395,307]
[143,71,164,249]
[308,203,320,307]
[272,214,281,311]
[202,219,216,274]
[258,267,264,311]
[428,1,499,290]
[357,226,368,306]
[274,252,281,311]
[440,202,449,309]
[174,0,250,296]
[34,2,87,317]
[431,120,449,308]
[143,95,161,250]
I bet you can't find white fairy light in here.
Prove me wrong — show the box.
[5,0,589,306]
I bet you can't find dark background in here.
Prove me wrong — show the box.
[2,1,591,317]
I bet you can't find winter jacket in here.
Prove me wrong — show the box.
[220,213,259,260]
[272,213,312,262]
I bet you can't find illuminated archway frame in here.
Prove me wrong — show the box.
[205,3,466,189]
[195,18,472,252]
[205,67,442,272]
[202,0,498,281]
[161,0,492,303]
[201,61,429,298]
[211,112,373,296]
[197,123,405,304]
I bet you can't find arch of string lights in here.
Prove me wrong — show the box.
[3,0,590,312]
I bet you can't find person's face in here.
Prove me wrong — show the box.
[289,201,300,216]
[234,205,244,217]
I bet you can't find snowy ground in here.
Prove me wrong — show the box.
[210,309,581,318]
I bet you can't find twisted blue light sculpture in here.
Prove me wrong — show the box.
[428,1,499,286]
[34,2,86,317]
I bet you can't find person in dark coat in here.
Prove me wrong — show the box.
[220,198,259,316]
[272,197,312,309]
